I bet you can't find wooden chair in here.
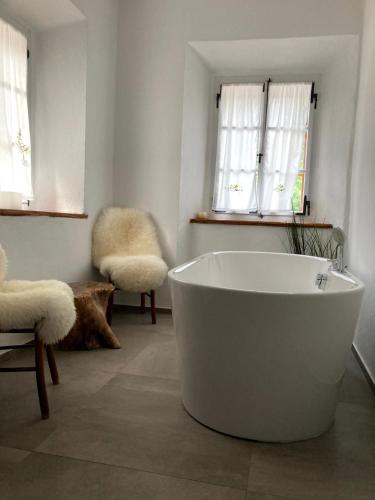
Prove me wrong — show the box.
[0,243,76,419]
[0,328,59,419]
[92,208,168,324]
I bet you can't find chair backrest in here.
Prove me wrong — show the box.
[92,207,162,268]
[0,244,7,282]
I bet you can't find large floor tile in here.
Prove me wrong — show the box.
[252,401,375,466]
[0,452,246,500]
[0,446,31,471]
[0,371,60,449]
[37,373,253,489]
[112,308,175,336]
[0,353,115,449]
[246,493,295,500]
[339,353,375,410]
[56,326,162,374]
[119,333,179,380]
[105,372,180,396]
[1,312,374,500]
[247,447,375,500]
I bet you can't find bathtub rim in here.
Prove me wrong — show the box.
[168,251,364,297]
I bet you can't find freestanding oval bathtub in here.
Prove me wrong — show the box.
[169,251,364,442]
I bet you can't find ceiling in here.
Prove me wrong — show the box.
[0,0,85,32]
[190,35,358,76]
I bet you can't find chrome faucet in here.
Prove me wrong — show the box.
[315,273,328,290]
[315,228,346,289]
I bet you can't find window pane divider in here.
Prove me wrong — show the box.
[255,78,272,217]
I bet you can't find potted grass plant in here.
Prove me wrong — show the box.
[285,212,340,260]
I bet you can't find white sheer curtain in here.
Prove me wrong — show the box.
[213,84,263,212]
[259,83,311,213]
[0,18,33,200]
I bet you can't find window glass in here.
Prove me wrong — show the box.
[213,81,312,215]
[0,17,32,201]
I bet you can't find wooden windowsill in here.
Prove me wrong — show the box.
[190,214,332,229]
[0,209,88,219]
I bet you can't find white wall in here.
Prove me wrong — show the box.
[114,0,363,306]
[348,0,375,381]
[32,21,86,213]
[311,40,360,227]
[190,224,286,258]
[0,0,85,32]
[176,46,211,265]
[0,0,118,282]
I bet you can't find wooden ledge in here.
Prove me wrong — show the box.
[0,209,88,219]
[190,214,332,229]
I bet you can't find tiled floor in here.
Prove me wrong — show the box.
[0,310,374,500]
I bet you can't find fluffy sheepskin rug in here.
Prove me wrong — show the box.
[0,244,76,345]
[92,208,168,293]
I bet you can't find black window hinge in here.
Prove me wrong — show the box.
[27,49,30,59]
[302,195,311,216]
[313,93,318,109]
[310,82,318,109]
[216,84,222,108]
[263,78,272,93]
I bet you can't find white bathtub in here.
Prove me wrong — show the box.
[169,251,364,442]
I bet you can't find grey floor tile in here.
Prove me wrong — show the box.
[246,492,296,500]
[0,371,60,450]
[0,452,246,500]
[1,313,375,500]
[0,356,114,449]
[37,373,253,489]
[112,309,175,336]
[106,372,180,397]
[252,401,375,465]
[0,446,30,466]
[119,333,179,380]
[247,447,375,500]
[339,353,375,410]
[55,327,161,374]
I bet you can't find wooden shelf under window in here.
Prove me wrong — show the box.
[190,214,332,229]
[0,209,88,219]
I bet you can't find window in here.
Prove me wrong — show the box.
[213,81,313,215]
[0,17,32,202]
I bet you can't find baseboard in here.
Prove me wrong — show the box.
[351,344,375,395]
[113,304,172,314]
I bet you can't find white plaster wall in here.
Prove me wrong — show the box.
[0,0,118,282]
[176,46,211,265]
[114,0,363,306]
[190,224,286,259]
[348,0,375,381]
[32,21,86,213]
[311,41,360,227]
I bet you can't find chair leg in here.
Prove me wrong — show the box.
[45,345,59,385]
[35,334,49,419]
[141,293,146,314]
[107,289,114,326]
[150,290,156,324]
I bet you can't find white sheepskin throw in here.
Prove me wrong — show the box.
[0,245,76,345]
[92,208,168,293]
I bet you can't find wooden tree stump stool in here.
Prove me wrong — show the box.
[58,282,120,350]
